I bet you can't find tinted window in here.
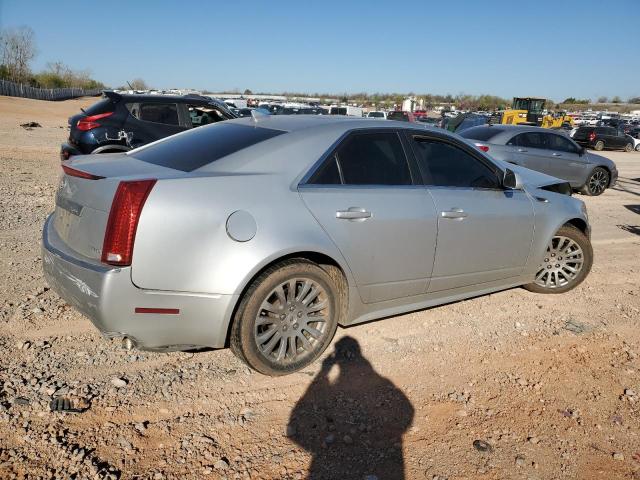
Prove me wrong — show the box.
[459,126,503,142]
[138,103,179,125]
[85,98,115,116]
[130,123,285,172]
[513,132,547,149]
[336,132,411,185]
[309,155,341,184]
[546,134,579,153]
[387,111,408,121]
[411,137,499,188]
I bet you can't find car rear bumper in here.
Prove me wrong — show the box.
[60,143,81,161]
[42,214,237,350]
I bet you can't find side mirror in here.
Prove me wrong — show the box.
[579,146,586,156]
[503,168,523,190]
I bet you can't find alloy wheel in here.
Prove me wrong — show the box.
[254,277,330,364]
[534,236,584,289]
[588,170,608,195]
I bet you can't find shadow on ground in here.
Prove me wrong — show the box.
[624,204,640,215]
[287,336,414,479]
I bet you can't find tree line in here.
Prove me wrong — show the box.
[0,26,104,90]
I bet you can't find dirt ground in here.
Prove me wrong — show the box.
[0,95,640,480]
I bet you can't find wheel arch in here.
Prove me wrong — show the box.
[564,217,589,236]
[91,144,130,154]
[223,249,352,347]
[586,164,614,188]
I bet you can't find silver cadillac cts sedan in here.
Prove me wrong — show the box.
[43,116,593,376]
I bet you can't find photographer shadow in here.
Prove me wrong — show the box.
[288,336,414,479]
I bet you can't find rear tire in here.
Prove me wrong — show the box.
[594,140,605,151]
[635,144,640,152]
[581,167,609,196]
[625,143,633,152]
[230,260,341,376]
[524,225,592,294]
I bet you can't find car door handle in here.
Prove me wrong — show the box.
[517,148,528,152]
[441,208,468,219]
[552,152,562,157]
[336,207,371,220]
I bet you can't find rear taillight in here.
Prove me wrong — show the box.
[588,132,596,142]
[62,164,105,180]
[102,179,156,266]
[76,111,113,131]
[475,143,490,152]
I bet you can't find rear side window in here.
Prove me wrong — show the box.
[411,137,499,189]
[309,155,341,184]
[387,111,408,121]
[336,132,411,185]
[85,98,115,116]
[137,103,179,125]
[459,126,502,142]
[130,123,285,172]
[512,132,547,149]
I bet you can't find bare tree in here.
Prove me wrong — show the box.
[129,78,149,90]
[0,26,37,83]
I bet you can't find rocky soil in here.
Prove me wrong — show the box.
[1,96,640,479]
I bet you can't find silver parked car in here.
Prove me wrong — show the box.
[460,125,618,196]
[43,116,593,375]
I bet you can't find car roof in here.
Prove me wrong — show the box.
[103,91,223,105]
[223,114,429,133]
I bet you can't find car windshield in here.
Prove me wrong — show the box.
[130,123,285,172]
[459,126,503,142]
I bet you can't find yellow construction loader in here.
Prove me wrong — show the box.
[494,97,574,129]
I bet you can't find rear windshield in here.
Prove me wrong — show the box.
[459,126,502,141]
[85,98,115,115]
[387,112,407,120]
[130,123,285,172]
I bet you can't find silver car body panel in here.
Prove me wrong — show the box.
[43,117,590,350]
[461,125,618,188]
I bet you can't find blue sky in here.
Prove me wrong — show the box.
[1,0,638,101]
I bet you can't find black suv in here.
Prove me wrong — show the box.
[61,91,236,159]
[572,126,634,152]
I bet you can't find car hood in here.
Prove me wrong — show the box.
[492,159,568,189]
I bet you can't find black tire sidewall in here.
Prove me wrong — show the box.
[594,141,604,151]
[234,262,339,376]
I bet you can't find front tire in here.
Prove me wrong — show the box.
[625,143,633,152]
[594,140,605,151]
[524,225,593,294]
[230,260,340,376]
[581,167,609,196]
[635,143,640,152]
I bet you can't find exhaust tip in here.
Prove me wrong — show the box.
[122,337,136,351]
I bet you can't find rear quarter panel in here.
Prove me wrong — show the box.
[131,174,352,296]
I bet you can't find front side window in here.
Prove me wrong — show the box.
[308,132,412,186]
[546,134,579,153]
[187,104,226,127]
[411,137,499,189]
[133,103,179,125]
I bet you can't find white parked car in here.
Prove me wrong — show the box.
[367,111,387,119]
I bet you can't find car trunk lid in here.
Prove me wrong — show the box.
[53,153,179,261]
